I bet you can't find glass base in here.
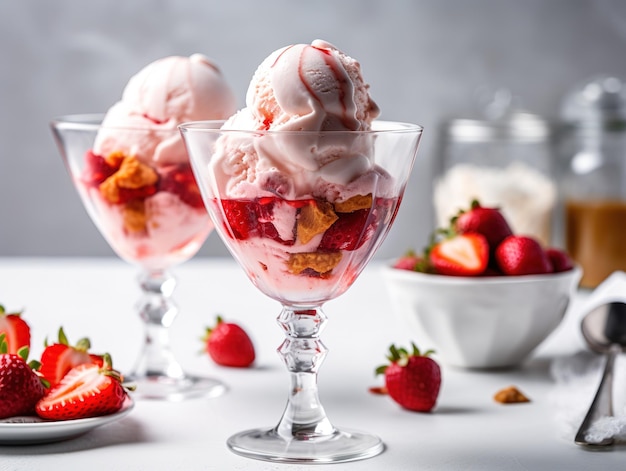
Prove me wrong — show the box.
[126,373,227,402]
[227,427,384,464]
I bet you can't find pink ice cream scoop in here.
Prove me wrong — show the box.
[243,39,379,132]
[84,54,236,268]
[216,40,388,202]
[95,54,237,165]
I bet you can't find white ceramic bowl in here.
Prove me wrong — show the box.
[381,264,582,369]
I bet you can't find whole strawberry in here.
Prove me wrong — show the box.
[0,335,46,419]
[393,251,428,272]
[545,247,574,273]
[495,235,552,275]
[0,304,31,354]
[203,316,255,367]
[376,343,441,412]
[453,200,513,249]
[39,327,104,388]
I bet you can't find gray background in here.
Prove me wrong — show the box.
[2,0,626,260]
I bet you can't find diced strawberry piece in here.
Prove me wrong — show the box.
[221,199,256,240]
[159,163,205,208]
[83,151,118,185]
[495,235,552,276]
[429,233,489,276]
[116,185,158,204]
[545,247,575,273]
[319,208,371,251]
[219,197,296,245]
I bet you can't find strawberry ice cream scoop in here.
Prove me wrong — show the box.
[95,54,237,165]
[215,40,389,201]
[241,39,379,132]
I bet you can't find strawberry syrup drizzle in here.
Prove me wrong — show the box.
[298,45,356,130]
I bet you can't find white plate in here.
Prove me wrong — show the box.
[0,395,134,445]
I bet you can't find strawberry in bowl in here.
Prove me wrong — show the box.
[384,201,582,368]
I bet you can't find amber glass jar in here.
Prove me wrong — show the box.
[559,76,626,288]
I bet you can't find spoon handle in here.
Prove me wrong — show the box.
[574,345,619,447]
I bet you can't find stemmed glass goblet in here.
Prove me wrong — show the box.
[51,114,226,401]
[181,120,422,463]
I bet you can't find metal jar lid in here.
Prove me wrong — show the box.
[444,112,551,143]
[561,76,626,131]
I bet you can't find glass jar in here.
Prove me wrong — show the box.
[558,76,626,288]
[434,102,556,246]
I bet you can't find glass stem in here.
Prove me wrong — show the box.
[133,269,184,380]
[275,306,336,440]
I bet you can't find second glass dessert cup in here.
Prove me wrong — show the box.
[181,120,422,463]
[51,114,226,401]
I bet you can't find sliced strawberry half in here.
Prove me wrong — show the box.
[429,233,489,276]
[39,327,103,388]
[36,353,128,420]
[0,305,30,355]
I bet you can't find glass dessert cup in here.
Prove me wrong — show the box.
[51,114,226,401]
[181,120,423,463]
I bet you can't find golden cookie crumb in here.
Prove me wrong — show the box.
[122,200,147,233]
[494,386,530,404]
[287,252,342,275]
[99,177,121,203]
[297,201,338,244]
[334,194,372,213]
[99,156,158,203]
[114,156,158,189]
[104,151,126,168]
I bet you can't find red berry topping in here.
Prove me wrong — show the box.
[83,151,119,186]
[159,163,204,208]
[319,208,371,251]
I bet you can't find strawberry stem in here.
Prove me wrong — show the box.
[58,326,69,346]
[17,345,29,361]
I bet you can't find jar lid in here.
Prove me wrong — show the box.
[444,112,551,143]
[561,76,626,130]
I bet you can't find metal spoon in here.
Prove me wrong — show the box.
[575,302,626,447]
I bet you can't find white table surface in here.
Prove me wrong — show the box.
[0,257,623,471]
